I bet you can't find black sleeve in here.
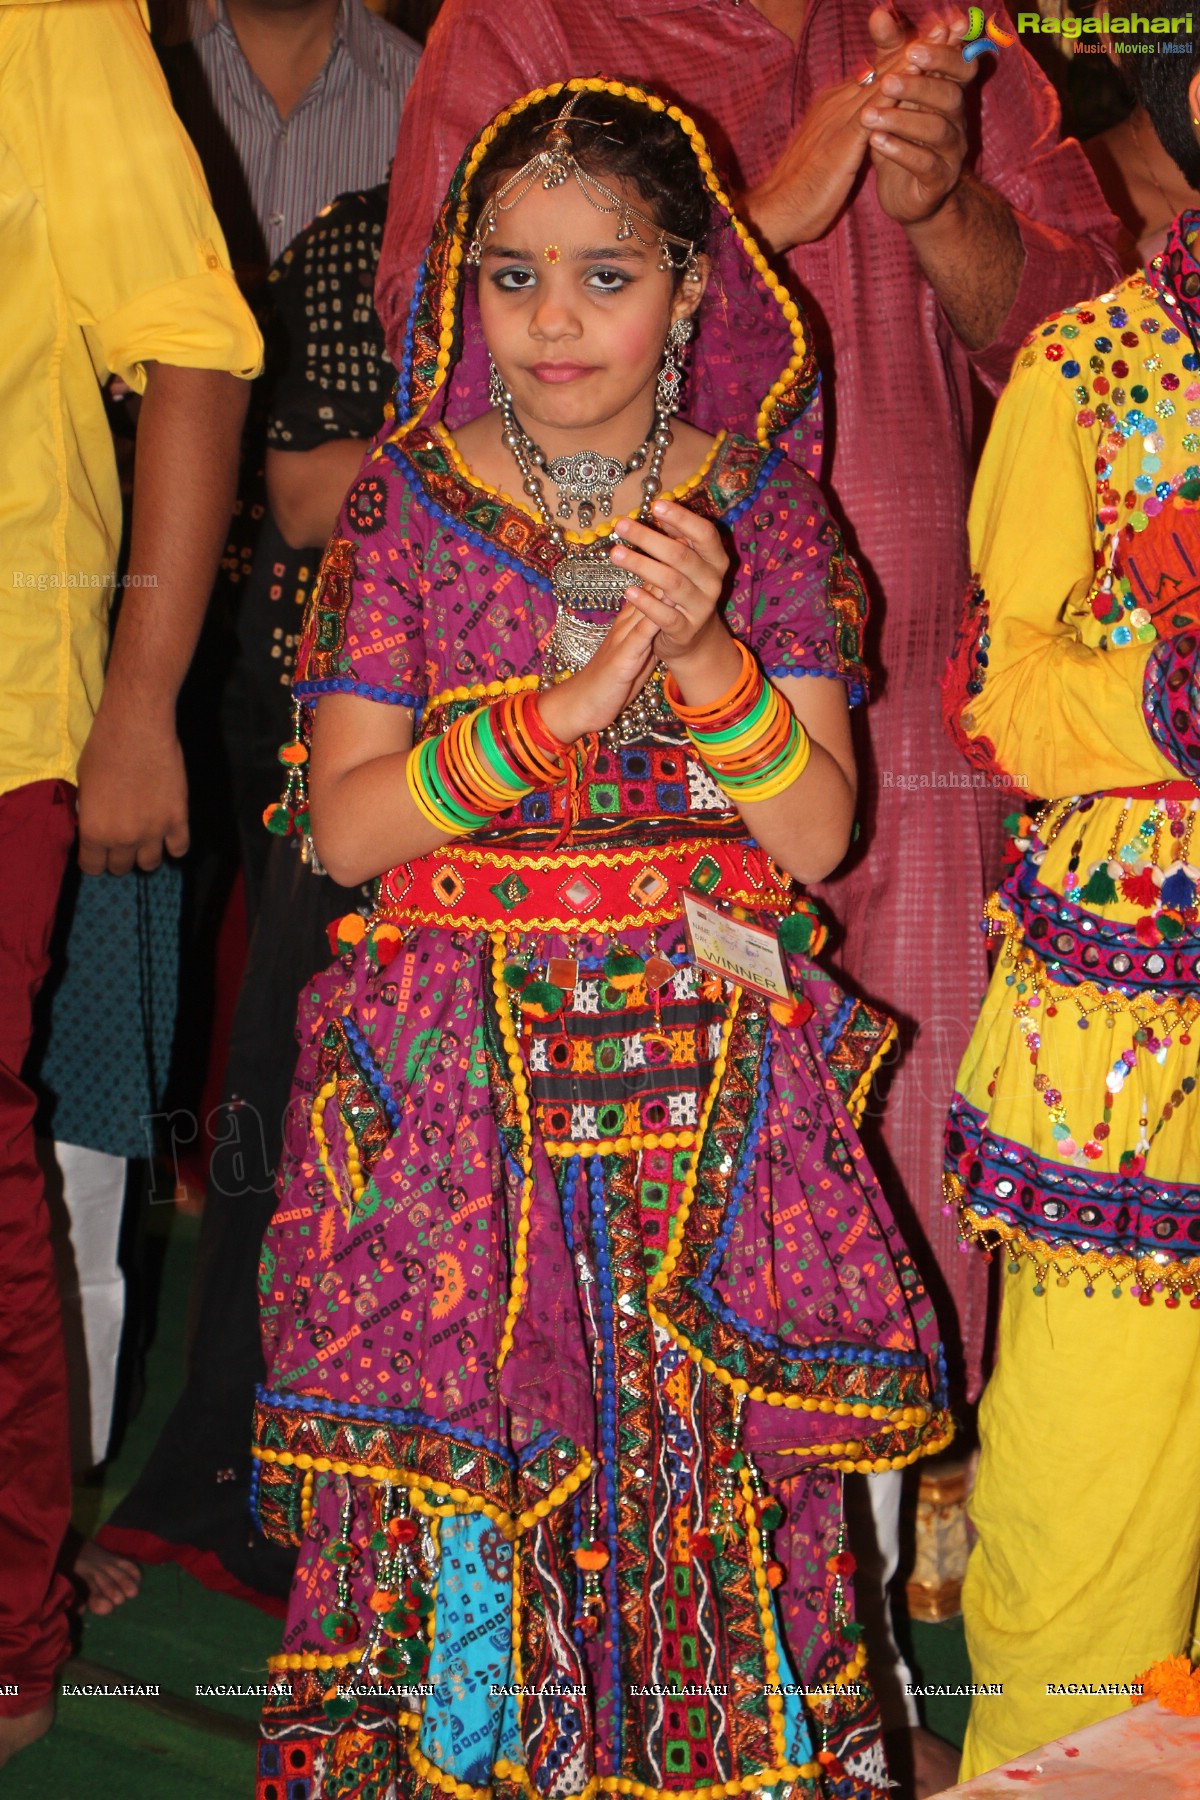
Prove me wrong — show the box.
[264,184,393,452]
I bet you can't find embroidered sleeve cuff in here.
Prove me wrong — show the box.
[294,674,423,709]
[764,664,868,708]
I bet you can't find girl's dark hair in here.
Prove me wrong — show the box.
[1111,4,1200,188]
[467,87,713,267]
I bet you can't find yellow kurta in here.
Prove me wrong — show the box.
[943,263,1200,1777]
[0,0,262,800]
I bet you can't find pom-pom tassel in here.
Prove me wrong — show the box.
[1079,864,1119,905]
[1119,867,1160,909]
[1160,868,1197,912]
[327,912,367,958]
[264,703,319,863]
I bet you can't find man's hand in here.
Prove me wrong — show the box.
[861,8,977,227]
[857,9,1023,347]
[740,7,977,253]
[76,362,247,876]
[76,701,189,875]
[740,77,872,253]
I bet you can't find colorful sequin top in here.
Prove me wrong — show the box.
[942,229,1200,1303]
[254,79,949,1800]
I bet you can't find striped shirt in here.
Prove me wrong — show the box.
[158,0,418,271]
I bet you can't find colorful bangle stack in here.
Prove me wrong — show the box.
[665,640,811,803]
[406,691,571,835]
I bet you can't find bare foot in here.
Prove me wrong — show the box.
[73,1538,141,1615]
[913,1724,962,1798]
[0,1698,54,1769]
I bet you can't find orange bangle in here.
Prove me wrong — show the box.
[443,717,513,811]
[488,696,563,787]
[519,693,572,768]
[663,638,759,726]
[502,695,565,783]
[705,704,792,773]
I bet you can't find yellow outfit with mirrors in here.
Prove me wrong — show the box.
[942,243,1200,1776]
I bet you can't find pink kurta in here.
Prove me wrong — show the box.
[374,1,1124,1394]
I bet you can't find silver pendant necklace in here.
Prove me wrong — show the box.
[544,442,650,528]
[498,389,670,659]
[499,388,672,741]
[488,319,693,740]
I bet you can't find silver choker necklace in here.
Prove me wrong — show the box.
[498,390,670,659]
[543,442,651,528]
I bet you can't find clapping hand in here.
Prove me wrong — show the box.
[743,6,978,251]
[535,501,734,741]
[609,501,731,672]
[860,8,978,228]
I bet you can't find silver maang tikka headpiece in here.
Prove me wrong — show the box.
[466,94,701,278]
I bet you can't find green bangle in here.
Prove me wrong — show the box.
[701,717,802,792]
[717,719,810,802]
[473,703,524,791]
[419,737,489,831]
[688,680,773,747]
[408,743,469,835]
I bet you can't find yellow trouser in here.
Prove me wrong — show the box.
[960,1262,1200,1780]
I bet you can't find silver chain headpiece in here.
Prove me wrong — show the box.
[466,94,700,277]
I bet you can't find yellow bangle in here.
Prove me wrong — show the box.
[451,715,519,809]
[406,745,467,833]
[732,720,812,801]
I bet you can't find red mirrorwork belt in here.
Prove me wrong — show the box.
[1096,780,1200,800]
[376,836,808,937]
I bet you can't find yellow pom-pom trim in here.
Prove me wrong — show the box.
[543,1128,696,1161]
[311,1078,345,1218]
[250,1448,592,1540]
[845,1017,899,1129]
[491,931,535,1370]
[740,1465,788,1765]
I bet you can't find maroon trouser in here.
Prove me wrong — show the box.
[0,779,75,1715]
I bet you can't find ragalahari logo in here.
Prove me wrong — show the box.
[963,6,1017,57]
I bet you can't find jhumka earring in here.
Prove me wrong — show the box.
[655,316,693,417]
[488,357,508,410]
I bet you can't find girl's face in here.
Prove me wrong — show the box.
[475,172,704,450]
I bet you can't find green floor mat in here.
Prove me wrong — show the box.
[56,1562,280,1724]
[4,1675,254,1800]
[911,1615,972,1749]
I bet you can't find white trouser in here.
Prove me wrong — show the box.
[40,1141,128,1471]
[845,1468,921,1730]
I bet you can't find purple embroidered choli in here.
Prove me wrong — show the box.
[254,80,948,1800]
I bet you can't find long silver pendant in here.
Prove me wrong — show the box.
[552,553,639,611]
[548,607,612,674]
[545,611,672,746]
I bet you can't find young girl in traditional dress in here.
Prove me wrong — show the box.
[254,81,948,1800]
